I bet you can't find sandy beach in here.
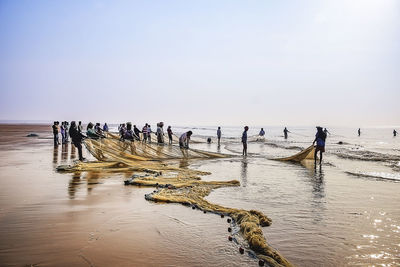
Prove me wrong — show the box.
[0,124,399,266]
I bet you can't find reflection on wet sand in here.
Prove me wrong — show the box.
[53,146,58,164]
[70,143,76,160]
[68,171,82,199]
[62,143,68,160]
[241,158,248,187]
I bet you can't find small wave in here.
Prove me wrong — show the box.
[333,149,400,162]
[345,171,400,182]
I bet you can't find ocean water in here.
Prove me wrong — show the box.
[0,124,399,266]
[179,125,400,266]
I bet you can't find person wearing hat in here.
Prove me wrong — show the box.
[313,126,327,165]
[242,126,249,156]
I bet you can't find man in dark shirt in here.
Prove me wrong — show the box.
[69,121,86,161]
[313,126,327,166]
[52,121,59,146]
[242,126,249,156]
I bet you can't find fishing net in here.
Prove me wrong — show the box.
[83,133,227,162]
[273,145,315,162]
[57,135,293,266]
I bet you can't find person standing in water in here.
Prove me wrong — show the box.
[283,127,290,139]
[217,127,222,146]
[69,121,86,161]
[167,126,173,144]
[358,128,361,136]
[242,126,249,156]
[313,126,327,166]
[394,129,398,137]
[259,128,265,137]
[179,131,192,149]
[324,128,330,135]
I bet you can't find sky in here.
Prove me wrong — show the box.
[0,0,399,127]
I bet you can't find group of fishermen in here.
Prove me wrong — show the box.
[240,126,328,164]
[52,121,193,161]
[52,121,398,165]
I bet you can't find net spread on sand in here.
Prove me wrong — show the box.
[57,135,294,267]
[273,145,315,162]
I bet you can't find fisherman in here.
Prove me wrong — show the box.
[69,121,86,161]
[394,129,398,137]
[146,124,152,143]
[52,121,59,146]
[64,121,69,143]
[78,121,83,133]
[95,123,103,136]
[313,126,327,166]
[103,123,109,132]
[87,122,104,139]
[358,128,361,136]
[119,123,127,139]
[156,122,165,144]
[217,127,222,146]
[142,124,148,143]
[179,131,192,149]
[133,125,141,141]
[60,122,66,144]
[242,126,249,156]
[259,128,265,137]
[283,127,290,139]
[167,126,173,144]
[123,122,135,141]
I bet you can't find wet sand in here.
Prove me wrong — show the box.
[1,124,400,266]
[0,125,257,266]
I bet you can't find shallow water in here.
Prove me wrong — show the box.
[0,124,399,266]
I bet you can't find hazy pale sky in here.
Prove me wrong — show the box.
[0,0,399,127]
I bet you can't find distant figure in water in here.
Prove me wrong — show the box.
[179,131,192,149]
[69,121,86,161]
[242,126,249,156]
[167,126,173,144]
[313,126,327,165]
[217,127,221,146]
[358,128,361,136]
[324,128,330,135]
[52,121,60,146]
[207,137,212,144]
[259,128,265,137]
[394,129,398,137]
[283,127,290,139]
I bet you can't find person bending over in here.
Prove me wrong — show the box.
[179,131,192,149]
